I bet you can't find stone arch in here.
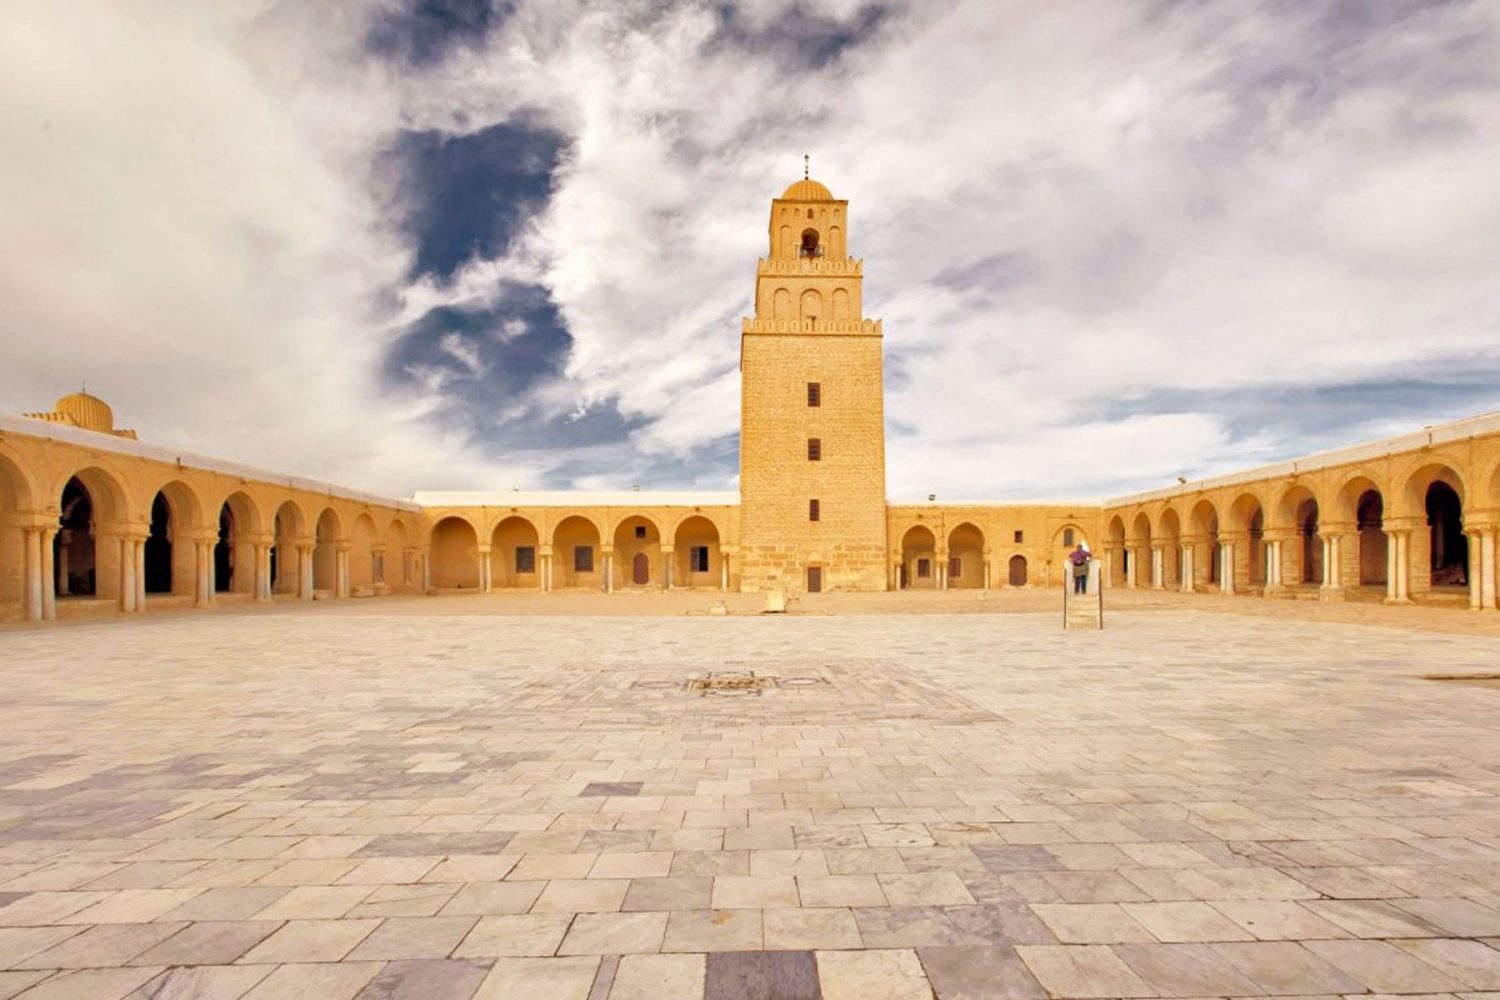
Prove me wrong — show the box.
[1335,474,1387,588]
[0,453,34,613]
[313,508,342,593]
[55,466,130,602]
[553,515,602,589]
[491,515,539,589]
[946,522,984,590]
[899,524,937,590]
[430,515,479,590]
[800,227,820,257]
[1187,498,1220,587]
[674,515,721,589]
[387,519,411,589]
[828,224,844,257]
[271,500,307,596]
[799,288,822,321]
[1053,522,1090,552]
[1275,484,1321,588]
[1106,515,1127,585]
[215,491,260,596]
[1156,508,1181,587]
[145,480,204,598]
[1130,511,1153,587]
[1008,554,1029,587]
[831,287,850,320]
[778,224,793,257]
[1228,492,1267,587]
[350,512,378,591]
[613,515,662,589]
[773,287,791,319]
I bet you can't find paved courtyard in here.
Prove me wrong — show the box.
[0,605,1497,999]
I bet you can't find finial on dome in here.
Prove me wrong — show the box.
[804,154,809,181]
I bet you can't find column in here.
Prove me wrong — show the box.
[1180,544,1194,593]
[1125,548,1137,588]
[477,544,492,593]
[337,545,350,598]
[1482,529,1497,610]
[983,557,992,591]
[255,542,272,600]
[604,547,614,594]
[1151,546,1164,590]
[298,543,314,600]
[1222,542,1236,595]
[1466,529,1483,610]
[721,553,729,592]
[196,539,211,605]
[1266,540,1282,593]
[40,527,57,620]
[118,535,136,612]
[23,527,43,622]
[1384,529,1399,602]
[422,550,432,592]
[662,546,673,591]
[1395,531,1411,603]
[937,549,948,590]
[1322,534,1342,595]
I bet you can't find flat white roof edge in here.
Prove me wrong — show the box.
[1104,407,1500,508]
[0,413,419,512]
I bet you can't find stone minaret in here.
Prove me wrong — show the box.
[738,172,888,592]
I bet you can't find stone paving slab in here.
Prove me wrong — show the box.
[0,608,1496,997]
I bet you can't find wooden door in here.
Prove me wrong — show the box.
[632,552,649,585]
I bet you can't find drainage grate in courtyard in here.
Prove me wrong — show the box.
[1423,673,1500,689]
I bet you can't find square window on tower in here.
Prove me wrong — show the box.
[807,382,821,407]
[808,438,821,461]
[1014,530,1024,544]
[809,499,820,522]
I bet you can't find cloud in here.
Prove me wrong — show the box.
[2,0,1498,504]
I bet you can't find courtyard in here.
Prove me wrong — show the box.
[0,599,1496,998]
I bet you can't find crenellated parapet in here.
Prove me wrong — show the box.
[741,317,882,336]
[757,257,862,276]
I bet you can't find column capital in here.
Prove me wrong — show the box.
[660,544,675,555]
[599,544,615,555]
[476,544,492,554]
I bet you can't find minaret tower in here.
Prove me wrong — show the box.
[738,166,888,592]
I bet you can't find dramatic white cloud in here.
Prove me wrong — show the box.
[3,0,1498,501]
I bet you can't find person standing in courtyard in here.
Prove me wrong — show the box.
[1069,542,1091,594]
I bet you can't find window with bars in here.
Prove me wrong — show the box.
[808,438,821,461]
[917,557,931,578]
[807,382,821,407]
[574,546,594,573]
[1014,530,1024,543]
[1063,528,1074,547]
[949,557,961,579]
[516,546,536,573]
[690,546,709,572]
[809,499,820,522]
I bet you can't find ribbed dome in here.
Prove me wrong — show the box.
[55,391,114,433]
[781,178,834,200]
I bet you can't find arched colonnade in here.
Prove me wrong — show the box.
[424,509,736,593]
[1102,457,1500,609]
[0,442,425,622]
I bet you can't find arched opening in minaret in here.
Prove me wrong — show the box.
[799,228,821,258]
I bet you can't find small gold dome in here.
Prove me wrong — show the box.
[782,178,834,201]
[54,391,114,433]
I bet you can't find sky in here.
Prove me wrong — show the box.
[3,0,1499,502]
